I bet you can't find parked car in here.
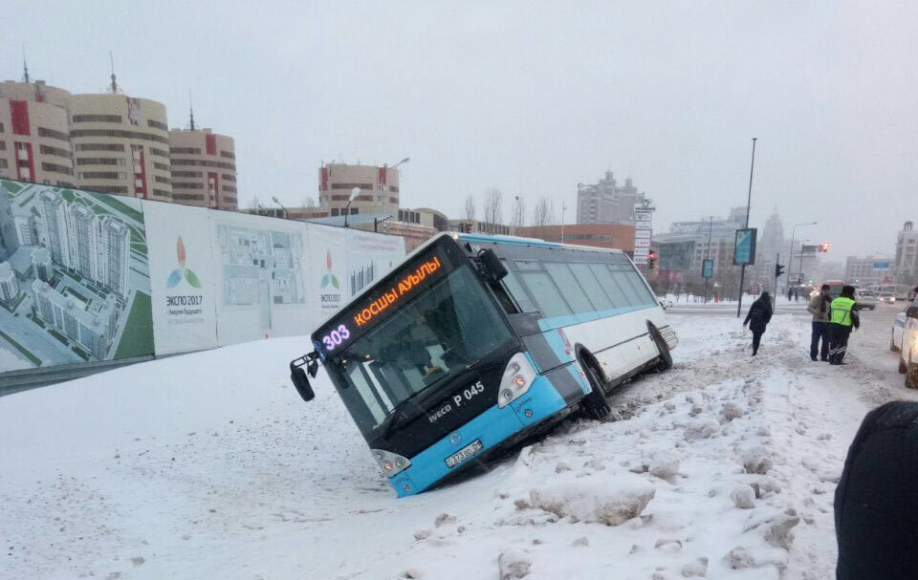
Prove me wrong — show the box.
[897,298,918,388]
[880,292,897,305]
[856,291,878,310]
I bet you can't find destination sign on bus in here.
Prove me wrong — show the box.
[318,255,443,353]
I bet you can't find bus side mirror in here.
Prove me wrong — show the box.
[478,248,507,282]
[290,354,319,402]
[907,306,918,320]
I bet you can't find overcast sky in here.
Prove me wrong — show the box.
[6,0,917,259]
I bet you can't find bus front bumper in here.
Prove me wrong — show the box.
[388,375,569,497]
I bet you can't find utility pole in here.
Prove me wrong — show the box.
[560,202,567,243]
[703,215,714,304]
[737,138,757,318]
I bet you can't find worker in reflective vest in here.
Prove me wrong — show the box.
[828,285,860,365]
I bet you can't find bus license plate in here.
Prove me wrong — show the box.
[445,439,483,468]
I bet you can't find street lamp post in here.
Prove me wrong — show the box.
[787,221,817,293]
[736,138,757,318]
[560,203,567,243]
[344,187,360,228]
[271,196,289,220]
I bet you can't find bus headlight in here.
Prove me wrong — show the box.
[497,353,537,408]
[371,449,411,477]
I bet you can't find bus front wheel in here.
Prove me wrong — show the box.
[648,322,673,371]
[580,358,611,421]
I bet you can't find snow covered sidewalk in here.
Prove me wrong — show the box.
[0,313,897,579]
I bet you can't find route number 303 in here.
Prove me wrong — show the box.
[322,324,350,352]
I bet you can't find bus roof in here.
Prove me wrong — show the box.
[314,231,630,330]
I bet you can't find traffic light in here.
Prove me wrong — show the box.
[647,250,657,270]
[818,242,830,253]
[775,263,785,278]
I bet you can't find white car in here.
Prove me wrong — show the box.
[897,298,918,389]
[880,292,897,305]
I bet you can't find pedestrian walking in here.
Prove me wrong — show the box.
[828,285,860,365]
[742,291,773,356]
[807,284,832,362]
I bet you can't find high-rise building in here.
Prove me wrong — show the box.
[99,216,130,296]
[0,261,19,303]
[845,255,894,286]
[31,247,52,282]
[66,203,100,279]
[319,162,401,218]
[0,80,75,187]
[38,190,69,265]
[70,93,172,201]
[169,127,237,209]
[894,221,918,287]
[576,172,648,225]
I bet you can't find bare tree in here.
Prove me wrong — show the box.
[247,195,262,211]
[301,196,318,208]
[511,195,527,229]
[532,196,556,226]
[463,194,476,222]
[482,188,504,234]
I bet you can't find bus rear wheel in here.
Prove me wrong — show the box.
[581,362,611,421]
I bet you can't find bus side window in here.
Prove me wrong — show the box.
[501,267,538,313]
[588,263,631,308]
[544,262,594,313]
[568,263,612,311]
[517,270,573,318]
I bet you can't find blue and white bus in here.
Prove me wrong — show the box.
[289,232,678,497]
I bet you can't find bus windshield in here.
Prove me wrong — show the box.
[326,264,514,436]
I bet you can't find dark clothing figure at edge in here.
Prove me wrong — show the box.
[836,401,918,579]
[742,292,773,356]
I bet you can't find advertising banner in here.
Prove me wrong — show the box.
[344,229,406,299]
[0,179,153,373]
[702,259,714,278]
[307,223,350,326]
[212,212,309,346]
[144,201,217,355]
[733,228,757,266]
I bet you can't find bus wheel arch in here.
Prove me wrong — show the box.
[647,321,673,371]
[575,345,612,420]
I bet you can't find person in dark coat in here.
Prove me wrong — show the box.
[835,401,918,579]
[742,291,773,356]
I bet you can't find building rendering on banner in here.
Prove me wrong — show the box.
[37,190,131,297]
[576,171,648,225]
[30,279,118,359]
[0,261,19,304]
[894,221,918,287]
[1,69,239,210]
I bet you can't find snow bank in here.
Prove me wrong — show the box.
[0,313,877,579]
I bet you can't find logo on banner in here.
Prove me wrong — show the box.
[164,235,204,323]
[167,236,202,288]
[320,250,340,289]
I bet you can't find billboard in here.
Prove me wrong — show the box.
[702,259,714,278]
[145,202,218,355]
[659,240,695,272]
[0,179,153,372]
[212,212,310,346]
[733,228,757,266]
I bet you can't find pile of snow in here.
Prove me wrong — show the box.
[0,312,894,579]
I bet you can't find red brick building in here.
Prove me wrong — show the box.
[515,224,635,252]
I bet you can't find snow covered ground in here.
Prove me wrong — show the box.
[1,309,913,580]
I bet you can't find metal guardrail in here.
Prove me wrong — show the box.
[0,355,154,397]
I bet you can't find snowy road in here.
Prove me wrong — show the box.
[1,307,915,579]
